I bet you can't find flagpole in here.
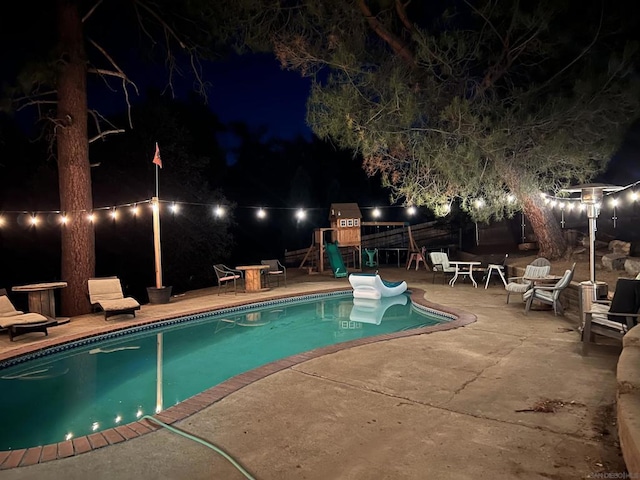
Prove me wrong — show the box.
[152,196,162,289]
[152,143,162,289]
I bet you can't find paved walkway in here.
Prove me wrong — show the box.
[0,268,626,479]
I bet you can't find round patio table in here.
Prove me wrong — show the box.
[236,265,270,292]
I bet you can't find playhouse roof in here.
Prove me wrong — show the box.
[329,203,362,220]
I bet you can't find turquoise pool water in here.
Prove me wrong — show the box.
[0,292,450,450]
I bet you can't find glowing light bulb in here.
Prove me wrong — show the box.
[630,191,638,202]
[406,206,416,216]
[475,199,484,208]
[507,194,516,203]
[257,208,266,219]
[215,206,225,217]
[566,203,574,211]
[295,209,306,220]
[372,208,381,218]
[88,213,95,223]
[170,203,179,213]
[0,217,5,227]
[30,215,38,225]
[610,198,619,207]
[132,205,138,216]
[111,210,117,220]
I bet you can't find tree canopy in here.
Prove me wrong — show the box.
[204,0,640,258]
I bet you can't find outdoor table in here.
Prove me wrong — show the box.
[12,281,67,319]
[448,261,482,288]
[236,265,270,292]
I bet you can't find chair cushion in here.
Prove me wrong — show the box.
[0,296,19,316]
[0,312,49,328]
[220,275,239,282]
[88,279,125,303]
[97,297,140,312]
[506,283,531,293]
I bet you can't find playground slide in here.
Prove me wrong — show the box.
[325,242,348,278]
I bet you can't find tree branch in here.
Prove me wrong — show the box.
[356,0,415,67]
[89,129,125,144]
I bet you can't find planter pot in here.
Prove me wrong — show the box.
[147,286,172,304]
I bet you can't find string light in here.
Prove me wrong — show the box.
[1,178,639,230]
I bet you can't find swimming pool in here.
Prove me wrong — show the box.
[0,291,452,451]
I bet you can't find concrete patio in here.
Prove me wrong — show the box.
[0,267,628,479]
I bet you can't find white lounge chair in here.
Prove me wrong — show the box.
[88,277,141,320]
[0,289,57,341]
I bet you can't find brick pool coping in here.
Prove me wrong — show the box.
[0,287,476,469]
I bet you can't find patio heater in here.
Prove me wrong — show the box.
[562,183,622,319]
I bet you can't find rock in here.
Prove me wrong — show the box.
[625,258,640,277]
[609,240,631,255]
[602,253,627,271]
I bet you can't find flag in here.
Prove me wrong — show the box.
[152,142,162,168]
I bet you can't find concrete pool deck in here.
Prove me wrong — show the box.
[0,268,628,479]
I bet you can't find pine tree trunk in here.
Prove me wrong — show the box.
[56,0,95,316]
[522,194,567,260]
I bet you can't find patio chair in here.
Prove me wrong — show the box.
[523,263,576,315]
[261,259,287,287]
[581,278,640,355]
[483,254,509,288]
[407,246,428,271]
[0,289,58,341]
[364,248,378,268]
[531,257,551,267]
[88,277,141,319]
[504,264,551,303]
[213,264,243,295]
[429,251,456,284]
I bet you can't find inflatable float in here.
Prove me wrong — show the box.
[349,295,408,325]
[348,273,408,300]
